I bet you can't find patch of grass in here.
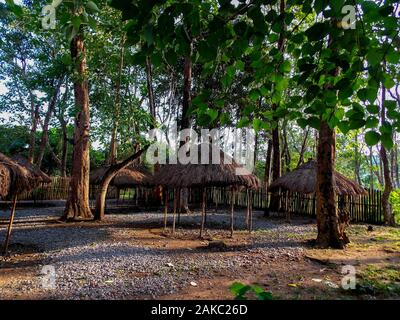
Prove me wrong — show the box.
[356,265,400,297]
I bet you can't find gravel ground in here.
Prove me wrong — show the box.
[0,202,316,299]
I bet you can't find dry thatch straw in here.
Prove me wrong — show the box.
[0,161,11,198]
[150,143,261,190]
[269,160,367,196]
[90,164,152,188]
[11,155,51,184]
[0,153,33,197]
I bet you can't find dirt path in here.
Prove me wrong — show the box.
[0,206,399,300]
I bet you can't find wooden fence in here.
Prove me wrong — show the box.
[14,178,385,224]
[185,187,384,224]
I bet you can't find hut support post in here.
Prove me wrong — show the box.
[163,188,168,231]
[177,188,181,226]
[3,194,17,255]
[172,188,177,235]
[200,188,206,238]
[249,190,253,233]
[230,188,235,238]
[246,189,250,230]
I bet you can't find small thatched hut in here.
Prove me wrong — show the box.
[11,155,52,185]
[151,143,261,237]
[0,153,51,254]
[269,160,366,196]
[1,153,33,197]
[90,165,152,188]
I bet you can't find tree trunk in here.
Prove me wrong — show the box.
[264,139,272,216]
[107,39,125,166]
[28,103,40,164]
[297,128,309,167]
[59,115,69,177]
[37,78,63,168]
[316,121,345,248]
[180,54,192,133]
[354,132,361,185]
[268,0,285,212]
[94,147,148,220]
[380,86,395,226]
[62,32,92,221]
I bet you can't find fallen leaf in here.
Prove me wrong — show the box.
[190,281,198,287]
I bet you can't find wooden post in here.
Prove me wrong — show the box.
[214,187,218,213]
[163,188,168,231]
[230,187,235,238]
[246,189,250,230]
[204,188,208,226]
[200,188,206,238]
[3,194,17,255]
[249,190,253,233]
[172,188,177,235]
[177,188,181,226]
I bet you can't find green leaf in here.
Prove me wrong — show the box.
[86,1,100,13]
[206,109,219,122]
[253,118,262,132]
[71,16,81,30]
[381,133,393,150]
[365,116,379,128]
[143,24,153,45]
[365,131,381,146]
[279,60,291,73]
[366,48,381,66]
[367,105,380,114]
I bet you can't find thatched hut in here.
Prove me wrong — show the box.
[0,153,51,254]
[269,159,366,225]
[151,143,261,237]
[90,165,152,188]
[11,155,52,185]
[269,160,366,196]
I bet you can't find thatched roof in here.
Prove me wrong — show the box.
[149,143,261,190]
[90,164,152,187]
[0,153,50,198]
[11,155,51,184]
[269,160,367,196]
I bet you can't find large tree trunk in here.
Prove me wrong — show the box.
[37,78,63,168]
[94,147,148,220]
[178,45,193,213]
[107,39,125,166]
[316,121,345,248]
[62,32,92,221]
[28,102,40,164]
[268,0,285,213]
[380,86,396,226]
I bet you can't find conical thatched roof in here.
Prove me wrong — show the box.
[0,161,11,198]
[269,160,367,196]
[90,164,152,187]
[0,153,50,198]
[150,143,261,190]
[11,155,51,184]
